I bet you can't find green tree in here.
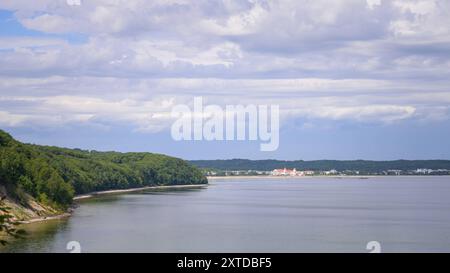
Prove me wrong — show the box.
[0,128,207,210]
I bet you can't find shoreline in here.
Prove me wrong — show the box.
[74,184,207,200]
[19,183,207,225]
[18,175,449,224]
[207,175,450,179]
[208,175,377,179]
[19,212,72,224]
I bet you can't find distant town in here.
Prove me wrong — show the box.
[190,159,450,177]
[203,168,450,177]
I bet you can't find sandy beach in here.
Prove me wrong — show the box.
[74,184,207,200]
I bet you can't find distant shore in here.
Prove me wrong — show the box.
[207,175,377,179]
[207,175,450,179]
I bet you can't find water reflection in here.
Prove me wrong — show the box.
[1,218,69,253]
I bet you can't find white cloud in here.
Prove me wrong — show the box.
[0,111,28,127]
[0,75,448,131]
[393,0,436,15]
[200,3,268,36]
[0,37,68,50]
[367,0,381,10]
[298,105,416,123]
[21,13,78,33]
[0,0,449,132]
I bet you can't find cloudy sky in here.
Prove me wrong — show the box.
[1,0,450,160]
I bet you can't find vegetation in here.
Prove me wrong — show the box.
[190,159,450,174]
[0,129,207,210]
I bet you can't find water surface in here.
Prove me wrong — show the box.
[3,176,450,252]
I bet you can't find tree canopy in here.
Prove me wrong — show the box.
[0,129,207,209]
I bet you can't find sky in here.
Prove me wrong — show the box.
[0,0,450,160]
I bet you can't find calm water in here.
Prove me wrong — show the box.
[3,176,450,253]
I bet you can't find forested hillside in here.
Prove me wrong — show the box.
[0,129,207,210]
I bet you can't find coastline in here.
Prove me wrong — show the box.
[19,212,73,224]
[207,175,450,179]
[18,175,449,224]
[74,184,207,200]
[19,183,207,225]
[207,175,378,179]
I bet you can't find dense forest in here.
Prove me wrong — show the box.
[0,129,207,209]
[190,159,450,173]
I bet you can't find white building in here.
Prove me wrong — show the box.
[271,168,298,176]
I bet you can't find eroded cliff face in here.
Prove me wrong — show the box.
[0,185,62,222]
